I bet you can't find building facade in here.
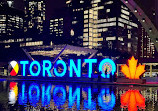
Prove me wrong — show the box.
[50,18,64,37]
[137,26,155,58]
[66,0,138,56]
[24,0,46,34]
[0,3,24,48]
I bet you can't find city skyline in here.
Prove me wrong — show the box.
[1,0,66,20]
[0,0,157,59]
[0,1,158,111]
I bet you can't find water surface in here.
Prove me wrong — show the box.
[0,81,157,111]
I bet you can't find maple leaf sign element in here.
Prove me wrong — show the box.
[121,56,145,79]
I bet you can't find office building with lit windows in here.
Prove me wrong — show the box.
[66,0,91,46]
[16,0,46,48]
[0,2,44,49]
[83,0,138,52]
[0,3,24,48]
[66,0,138,55]
[50,18,64,37]
[138,26,155,58]
[24,0,46,34]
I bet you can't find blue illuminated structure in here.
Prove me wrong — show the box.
[84,59,97,78]
[20,61,29,76]
[54,60,67,77]
[29,61,41,76]
[99,59,116,78]
[69,59,81,77]
[18,58,116,79]
[43,60,52,77]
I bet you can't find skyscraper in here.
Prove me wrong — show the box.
[66,0,138,56]
[49,17,64,45]
[50,18,64,37]
[83,0,138,52]
[138,26,155,58]
[66,0,91,46]
[0,3,24,48]
[24,0,46,34]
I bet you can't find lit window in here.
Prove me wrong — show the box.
[80,0,84,3]
[106,9,110,13]
[84,15,88,19]
[106,37,116,41]
[121,14,129,20]
[84,10,88,14]
[121,9,129,15]
[84,20,88,23]
[105,1,113,5]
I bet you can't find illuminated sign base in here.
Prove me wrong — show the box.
[7,76,112,83]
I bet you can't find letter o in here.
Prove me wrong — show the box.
[54,60,67,77]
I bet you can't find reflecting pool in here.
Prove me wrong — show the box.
[0,81,157,111]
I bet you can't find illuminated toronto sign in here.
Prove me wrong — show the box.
[9,58,116,78]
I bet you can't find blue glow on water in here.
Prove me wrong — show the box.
[68,86,80,109]
[8,81,118,110]
[98,88,116,110]
[18,82,27,105]
[4,80,158,111]
[69,59,81,77]
[29,83,40,107]
[42,84,51,106]
[53,85,66,107]
[83,87,96,110]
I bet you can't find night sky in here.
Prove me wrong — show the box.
[6,0,66,20]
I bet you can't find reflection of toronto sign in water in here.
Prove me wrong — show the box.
[9,82,116,110]
[9,59,116,78]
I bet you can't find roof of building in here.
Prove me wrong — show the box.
[24,45,97,57]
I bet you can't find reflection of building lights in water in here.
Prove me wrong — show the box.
[121,90,145,111]
[9,82,18,105]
